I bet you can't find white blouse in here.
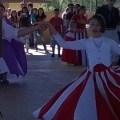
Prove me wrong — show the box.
[2,18,19,41]
[0,18,21,73]
[54,34,120,70]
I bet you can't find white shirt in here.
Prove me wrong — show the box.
[2,18,19,41]
[54,34,120,70]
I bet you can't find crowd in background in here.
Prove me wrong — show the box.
[3,0,120,66]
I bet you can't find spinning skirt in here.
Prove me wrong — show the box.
[33,64,120,120]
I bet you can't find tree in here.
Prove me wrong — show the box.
[40,0,120,12]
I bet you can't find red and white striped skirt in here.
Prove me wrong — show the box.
[33,64,120,120]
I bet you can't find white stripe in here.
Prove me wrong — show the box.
[110,67,120,76]
[66,32,74,38]
[101,72,118,98]
[81,50,86,65]
[33,108,41,118]
[101,71,120,103]
[43,70,88,120]
[74,74,98,120]
[106,70,120,88]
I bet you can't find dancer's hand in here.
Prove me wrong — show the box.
[48,22,57,35]
[37,21,48,31]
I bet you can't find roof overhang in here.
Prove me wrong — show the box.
[1,0,51,3]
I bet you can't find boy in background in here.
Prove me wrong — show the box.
[49,8,63,57]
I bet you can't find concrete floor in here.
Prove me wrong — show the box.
[0,46,85,120]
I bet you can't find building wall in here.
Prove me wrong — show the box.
[6,3,40,10]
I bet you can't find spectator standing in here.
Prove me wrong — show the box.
[71,5,88,65]
[73,3,81,13]
[27,2,35,47]
[6,8,11,19]
[49,8,64,57]
[34,8,48,52]
[62,7,70,37]
[18,2,26,18]
[65,3,74,29]
[61,21,79,65]
[9,10,19,28]
[19,6,31,53]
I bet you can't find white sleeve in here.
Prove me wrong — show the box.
[14,37,25,44]
[53,33,86,50]
[110,39,120,55]
[2,20,19,40]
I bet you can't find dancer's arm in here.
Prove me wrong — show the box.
[48,23,86,50]
[3,20,47,40]
[110,39,120,55]
[18,22,47,37]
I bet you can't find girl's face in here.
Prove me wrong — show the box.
[38,9,43,14]
[88,18,101,34]
[22,8,28,13]
[80,9,86,15]
[33,9,38,15]
[11,10,17,16]
[54,11,59,16]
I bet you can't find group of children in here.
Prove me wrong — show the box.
[49,5,88,66]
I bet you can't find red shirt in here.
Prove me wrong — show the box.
[49,17,63,34]
[72,14,87,29]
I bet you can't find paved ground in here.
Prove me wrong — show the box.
[0,45,85,120]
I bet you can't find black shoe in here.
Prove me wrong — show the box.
[58,54,61,58]
[0,80,9,85]
[45,50,49,53]
[51,54,55,57]
[0,112,3,118]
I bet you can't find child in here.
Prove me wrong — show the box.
[0,3,47,84]
[34,8,48,53]
[49,8,63,58]
[61,20,79,65]
[71,5,88,65]
[19,6,31,53]
[33,14,120,120]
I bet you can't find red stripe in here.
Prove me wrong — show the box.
[38,81,74,119]
[38,69,88,119]
[103,71,120,119]
[109,69,120,85]
[52,72,91,120]
[105,70,120,99]
[94,73,117,120]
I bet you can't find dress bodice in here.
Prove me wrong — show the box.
[85,37,112,71]
[53,34,120,71]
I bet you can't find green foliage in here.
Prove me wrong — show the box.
[40,0,120,12]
